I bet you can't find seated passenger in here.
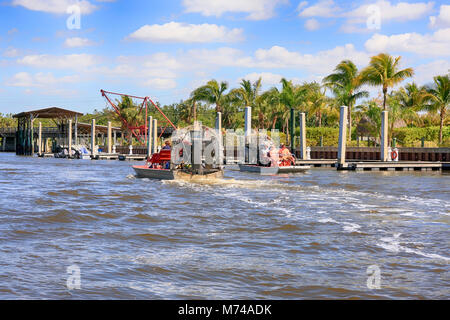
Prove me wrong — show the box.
[161,140,171,150]
[268,146,279,167]
[259,143,271,166]
[279,144,295,165]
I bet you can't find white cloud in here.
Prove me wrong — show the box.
[2,47,20,58]
[240,72,284,86]
[365,28,450,57]
[182,47,252,69]
[142,53,181,70]
[17,53,97,69]
[298,1,434,33]
[92,54,179,86]
[305,18,320,31]
[7,72,33,87]
[414,60,450,84]
[106,44,370,80]
[182,0,288,20]
[64,37,94,47]
[429,5,450,28]
[144,78,177,90]
[90,44,371,93]
[7,71,79,87]
[251,44,371,74]
[12,0,97,14]
[296,1,308,12]
[345,1,434,23]
[298,0,339,18]
[127,22,244,43]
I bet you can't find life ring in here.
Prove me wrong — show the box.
[391,150,398,160]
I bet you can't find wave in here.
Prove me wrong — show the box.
[377,234,450,263]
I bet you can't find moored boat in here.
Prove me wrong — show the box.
[133,165,223,181]
[238,164,310,174]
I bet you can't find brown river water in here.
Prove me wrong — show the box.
[0,152,448,299]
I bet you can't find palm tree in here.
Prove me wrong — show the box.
[323,60,369,139]
[386,92,417,141]
[232,78,262,107]
[397,83,426,111]
[231,78,264,128]
[114,96,142,143]
[177,99,195,124]
[260,87,283,129]
[191,80,229,113]
[221,93,244,129]
[305,83,330,127]
[360,53,414,110]
[393,83,427,126]
[425,75,449,144]
[357,99,382,141]
[279,78,308,136]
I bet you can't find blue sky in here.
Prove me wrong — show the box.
[0,0,449,114]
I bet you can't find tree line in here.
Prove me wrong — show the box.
[1,53,448,146]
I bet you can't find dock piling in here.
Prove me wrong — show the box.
[147,116,152,158]
[381,111,389,162]
[107,121,112,154]
[74,115,78,145]
[215,112,222,133]
[152,119,157,154]
[244,107,251,163]
[38,122,42,156]
[337,106,348,168]
[290,108,295,152]
[216,112,223,164]
[299,112,306,160]
[68,119,72,157]
[91,119,96,157]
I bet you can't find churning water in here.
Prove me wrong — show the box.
[0,152,448,299]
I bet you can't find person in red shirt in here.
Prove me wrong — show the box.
[279,144,295,166]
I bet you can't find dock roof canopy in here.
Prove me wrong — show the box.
[13,107,83,119]
[77,122,122,134]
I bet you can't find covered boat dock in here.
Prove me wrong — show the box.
[13,107,83,156]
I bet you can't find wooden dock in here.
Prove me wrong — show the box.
[340,161,450,171]
[118,154,147,161]
[97,153,120,160]
[96,153,147,161]
[295,159,336,167]
[38,153,147,161]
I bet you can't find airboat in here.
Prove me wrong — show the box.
[238,164,310,174]
[132,123,224,181]
[100,90,224,181]
[237,131,310,174]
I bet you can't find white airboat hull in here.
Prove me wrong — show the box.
[238,164,310,174]
[133,166,223,181]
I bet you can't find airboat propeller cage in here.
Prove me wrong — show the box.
[190,124,202,174]
[170,122,222,170]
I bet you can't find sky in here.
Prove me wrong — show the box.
[0,0,449,114]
